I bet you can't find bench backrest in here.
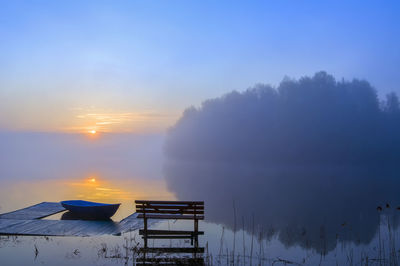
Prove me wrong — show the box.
[135,200,204,220]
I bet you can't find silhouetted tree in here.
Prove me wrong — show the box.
[385,92,400,114]
[166,72,400,164]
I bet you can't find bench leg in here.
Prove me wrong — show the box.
[194,219,199,247]
[193,219,199,259]
[143,217,148,248]
[143,217,148,263]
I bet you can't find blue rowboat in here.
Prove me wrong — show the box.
[60,200,120,220]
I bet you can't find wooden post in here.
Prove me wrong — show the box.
[193,203,199,259]
[194,219,199,247]
[143,205,148,248]
[143,204,147,263]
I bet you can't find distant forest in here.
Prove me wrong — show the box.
[166,72,400,164]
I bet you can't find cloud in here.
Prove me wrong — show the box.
[64,107,177,133]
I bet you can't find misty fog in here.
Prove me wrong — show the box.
[164,72,400,253]
[166,72,400,165]
[0,132,164,181]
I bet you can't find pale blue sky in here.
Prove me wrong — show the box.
[0,0,399,132]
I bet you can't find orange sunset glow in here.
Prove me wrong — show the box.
[58,107,179,134]
[0,175,175,220]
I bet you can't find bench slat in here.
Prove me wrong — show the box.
[145,235,195,239]
[137,214,204,220]
[136,205,204,210]
[136,209,204,215]
[136,257,204,263]
[135,200,204,205]
[139,247,204,253]
[139,229,204,235]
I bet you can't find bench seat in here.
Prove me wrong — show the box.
[139,229,204,236]
[137,214,204,220]
[139,247,204,253]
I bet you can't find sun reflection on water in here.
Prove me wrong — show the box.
[0,175,175,220]
[65,176,134,202]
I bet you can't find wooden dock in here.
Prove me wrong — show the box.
[0,202,153,237]
[0,202,65,220]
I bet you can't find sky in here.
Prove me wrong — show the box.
[0,0,399,133]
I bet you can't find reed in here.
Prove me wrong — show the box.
[87,202,400,265]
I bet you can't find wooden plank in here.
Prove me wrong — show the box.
[136,257,204,263]
[118,212,140,233]
[138,214,204,220]
[0,202,65,220]
[136,264,202,266]
[0,219,124,236]
[0,219,29,231]
[139,247,204,253]
[118,212,160,234]
[136,205,204,210]
[145,235,196,239]
[34,220,83,236]
[135,200,204,205]
[136,209,204,215]
[139,229,204,235]
[11,220,52,235]
[136,263,203,266]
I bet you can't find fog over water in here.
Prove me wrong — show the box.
[164,72,400,253]
[0,132,164,181]
[1,72,400,257]
[0,132,169,219]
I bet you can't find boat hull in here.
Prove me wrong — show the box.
[61,200,120,220]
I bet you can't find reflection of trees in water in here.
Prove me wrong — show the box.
[165,162,400,254]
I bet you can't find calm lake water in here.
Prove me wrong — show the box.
[1,133,400,265]
[1,167,400,266]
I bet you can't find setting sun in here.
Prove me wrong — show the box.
[89,130,96,134]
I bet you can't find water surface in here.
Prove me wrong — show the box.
[1,132,400,265]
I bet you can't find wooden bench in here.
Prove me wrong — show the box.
[135,200,204,249]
